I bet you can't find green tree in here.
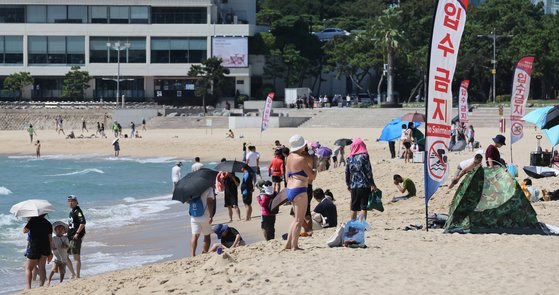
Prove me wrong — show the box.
[3,72,33,99]
[62,66,91,100]
[188,57,231,114]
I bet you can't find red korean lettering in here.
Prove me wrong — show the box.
[513,105,523,115]
[437,34,455,57]
[434,67,450,93]
[517,73,527,83]
[443,3,462,31]
[432,98,446,121]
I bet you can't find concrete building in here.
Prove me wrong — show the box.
[0,1,258,102]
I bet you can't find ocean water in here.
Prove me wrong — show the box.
[0,155,190,293]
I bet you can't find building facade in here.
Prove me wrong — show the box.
[0,0,257,103]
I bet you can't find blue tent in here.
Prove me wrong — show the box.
[379,117,421,142]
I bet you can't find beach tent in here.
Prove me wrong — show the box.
[444,166,555,235]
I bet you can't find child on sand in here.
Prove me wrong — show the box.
[113,138,120,157]
[210,224,245,252]
[257,181,277,240]
[48,222,72,285]
[35,140,41,158]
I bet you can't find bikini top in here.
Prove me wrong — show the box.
[288,170,308,177]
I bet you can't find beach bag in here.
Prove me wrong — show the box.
[326,223,345,247]
[265,193,280,215]
[188,197,205,217]
[343,219,367,246]
[427,213,449,229]
[367,189,384,212]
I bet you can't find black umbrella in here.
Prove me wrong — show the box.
[334,138,353,146]
[172,168,218,203]
[541,105,559,130]
[214,160,253,174]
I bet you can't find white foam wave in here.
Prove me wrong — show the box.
[86,241,108,247]
[123,197,136,203]
[0,186,12,195]
[47,168,105,177]
[82,251,172,276]
[103,156,176,164]
[9,154,100,161]
[0,214,17,227]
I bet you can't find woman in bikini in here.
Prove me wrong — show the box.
[285,135,316,251]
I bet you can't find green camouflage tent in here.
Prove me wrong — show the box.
[444,166,550,234]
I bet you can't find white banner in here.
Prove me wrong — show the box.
[510,56,535,145]
[458,80,470,124]
[260,92,275,132]
[424,0,468,203]
[212,37,248,68]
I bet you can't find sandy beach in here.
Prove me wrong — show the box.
[4,126,559,294]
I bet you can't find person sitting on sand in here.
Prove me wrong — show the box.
[449,154,483,189]
[486,135,506,168]
[522,178,540,203]
[226,129,235,139]
[391,174,416,203]
[66,131,75,139]
[47,222,71,286]
[257,181,276,240]
[312,188,337,229]
[209,224,245,252]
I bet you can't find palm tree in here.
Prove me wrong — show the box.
[370,8,405,105]
[188,57,230,114]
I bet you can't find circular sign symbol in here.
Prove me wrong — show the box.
[427,140,448,180]
[511,121,523,136]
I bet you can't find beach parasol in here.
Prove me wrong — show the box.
[10,199,55,218]
[270,189,288,212]
[334,138,353,146]
[172,168,218,203]
[214,161,254,174]
[316,147,332,157]
[540,106,559,130]
[112,138,119,144]
[400,112,426,123]
[522,106,559,146]
[378,117,421,142]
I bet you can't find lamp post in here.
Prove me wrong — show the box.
[106,42,131,107]
[477,28,513,103]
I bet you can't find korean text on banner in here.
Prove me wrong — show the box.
[424,0,468,204]
[509,56,535,145]
[260,92,275,132]
[459,80,470,124]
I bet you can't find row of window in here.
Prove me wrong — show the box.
[0,5,206,24]
[0,36,208,65]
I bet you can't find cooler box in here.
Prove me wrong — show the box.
[413,151,424,163]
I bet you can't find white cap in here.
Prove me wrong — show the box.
[289,134,307,152]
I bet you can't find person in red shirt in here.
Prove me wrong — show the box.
[268,149,285,192]
[257,181,276,240]
[486,134,506,168]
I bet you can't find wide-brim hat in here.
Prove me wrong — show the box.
[289,134,307,152]
[493,135,506,145]
[52,221,68,232]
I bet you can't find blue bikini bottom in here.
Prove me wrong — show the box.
[286,187,307,202]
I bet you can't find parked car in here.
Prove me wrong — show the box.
[312,28,350,41]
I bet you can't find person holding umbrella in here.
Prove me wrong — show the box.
[23,213,53,289]
[189,186,215,256]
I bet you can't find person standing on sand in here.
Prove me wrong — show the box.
[35,140,41,158]
[66,195,85,279]
[302,145,318,233]
[285,135,316,251]
[257,181,277,240]
[242,143,247,162]
[401,124,412,163]
[142,118,146,131]
[486,135,506,168]
[81,118,88,133]
[27,124,37,143]
[224,172,241,222]
[113,138,120,157]
[345,138,376,222]
[191,157,203,172]
[240,165,254,221]
[268,149,285,193]
[58,117,65,135]
[246,146,261,180]
[171,161,182,192]
[189,187,215,256]
[23,214,52,289]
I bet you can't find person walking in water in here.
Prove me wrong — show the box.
[35,140,41,158]
[112,138,120,157]
[285,135,315,251]
[81,118,88,133]
[27,124,37,143]
[171,161,182,192]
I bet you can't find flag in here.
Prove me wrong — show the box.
[260,92,275,132]
[458,80,470,124]
[424,0,468,205]
[509,56,535,145]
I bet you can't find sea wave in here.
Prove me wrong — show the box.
[8,154,100,161]
[0,186,12,195]
[47,168,105,177]
[103,156,177,164]
[0,214,17,227]
[82,251,172,277]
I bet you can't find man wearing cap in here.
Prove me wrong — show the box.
[66,195,86,278]
[171,161,182,191]
[486,135,506,168]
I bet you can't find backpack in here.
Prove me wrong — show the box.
[188,197,205,217]
[265,193,279,215]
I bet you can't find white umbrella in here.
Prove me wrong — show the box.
[10,199,55,218]
[112,138,119,145]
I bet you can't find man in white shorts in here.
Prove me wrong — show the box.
[189,187,215,257]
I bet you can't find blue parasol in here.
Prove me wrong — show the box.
[378,117,422,142]
[522,106,559,147]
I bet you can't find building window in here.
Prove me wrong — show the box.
[47,5,67,23]
[151,37,207,64]
[130,6,149,24]
[151,7,206,24]
[0,36,23,64]
[67,6,87,23]
[27,6,47,23]
[28,36,85,65]
[109,6,129,24]
[90,6,108,23]
[95,77,145,99]
[0,5,25,23]
[90,37,146,63]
